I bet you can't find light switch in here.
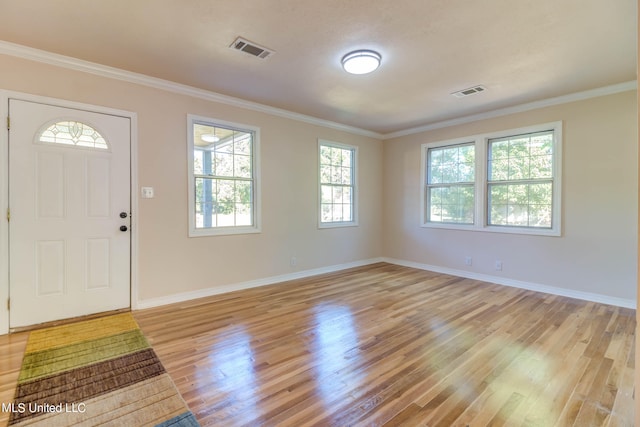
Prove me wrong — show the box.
[141,187,154,199]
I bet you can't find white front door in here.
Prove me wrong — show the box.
[9,99,131,328]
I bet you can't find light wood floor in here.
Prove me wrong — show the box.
[133,263,636,426]
[0,263,635,426]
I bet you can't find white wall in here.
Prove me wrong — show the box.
[383,90,638,305]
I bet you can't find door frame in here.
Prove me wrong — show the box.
[0,91,139,334]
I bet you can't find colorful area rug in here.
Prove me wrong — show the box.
[8,313,199,426]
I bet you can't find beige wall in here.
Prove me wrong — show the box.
[0,52,637,327]
[0,54,383,308]
[383,90,638,302]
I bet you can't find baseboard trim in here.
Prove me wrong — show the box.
[383,257,636,309]
[136,256,635,311]
[135,257,385,310]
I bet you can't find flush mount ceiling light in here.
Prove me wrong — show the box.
[341,50,381,75]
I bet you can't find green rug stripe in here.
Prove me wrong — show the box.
[18,329,150,383]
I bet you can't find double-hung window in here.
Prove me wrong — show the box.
[426,142,475,224]
[487,131,554,228]
[319,140,357,227]
[421,122,562,235]
[187,114,260,236]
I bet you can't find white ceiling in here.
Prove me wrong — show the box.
[0,0,636,135]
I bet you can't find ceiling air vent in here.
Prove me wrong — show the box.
[451,85,487,98]
[230,37,275,59]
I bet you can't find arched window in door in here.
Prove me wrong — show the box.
[38,120,109,150]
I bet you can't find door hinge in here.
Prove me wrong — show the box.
[6,299,9,310]
[6,208,9,222]
[6,116,9,130]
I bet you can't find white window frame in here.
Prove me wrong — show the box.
[318,139,358,228]
[421,121,562,236]
[187,114,261,237]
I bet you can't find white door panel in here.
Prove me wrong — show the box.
[9,99,131,328]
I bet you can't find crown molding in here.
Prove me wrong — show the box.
[0,41,635,141]
[382,80,637,139]
[0,40,383,139]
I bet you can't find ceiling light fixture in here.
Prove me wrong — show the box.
[201,133,219,143]
[341,50,381,75]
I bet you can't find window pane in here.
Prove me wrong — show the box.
[341,167,352,185]
[430,164,443,184]
[428,143,475,184]
[321,204,332,222]
[490,140,509,159]
[332,204,343,221]
[320,146,332,165]
[507,205,529,226]
[459,161,475,182]
[234,137,251,155]
[342,187,352,204]
[234,154,251,178]
[215,152,233,176]
[490,204,508,226]
[508,155,529,180]
[321,185,332,203]
[530,154,552,179]
[320,165,331,183]
[530,133,553,156]
[488,182,552,228]
[193,150,204,175]
[235,203,252,226]
[235,181,252,203]
[331,166,341,184]
[343,204,352,222]
[428,184,474,224]
[489,159,509,181]
[529,182,552,205]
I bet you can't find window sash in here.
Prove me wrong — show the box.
[486,130,555,229]
[426,183,475,224]
[426,142,475,225]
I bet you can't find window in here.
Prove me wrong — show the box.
[421,122,562,236]
[319,140,357,227]
[38,120,109,150]
[426,142,475,224]
[187,115,260,236]
[487,131,554,228]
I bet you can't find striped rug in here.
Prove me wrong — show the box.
[8,313,199,426]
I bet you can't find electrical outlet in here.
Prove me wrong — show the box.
[465,256,472,266]
[495,260,503,271]
[290,256,297,267]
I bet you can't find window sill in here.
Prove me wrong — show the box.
[318,221,358,229]
[421,222,561,237]
[188,226,261,238]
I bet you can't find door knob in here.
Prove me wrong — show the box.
[120,212,128,218]
[120,225,128,232]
